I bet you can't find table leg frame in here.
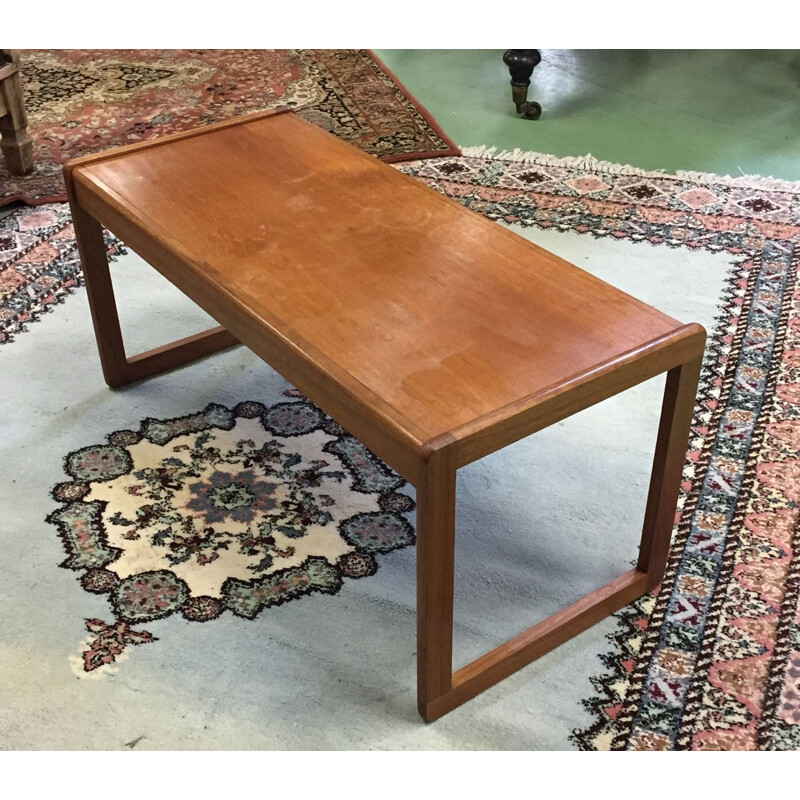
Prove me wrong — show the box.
[416,355,703,722]
[71,204,238,387]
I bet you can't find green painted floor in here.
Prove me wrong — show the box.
[375,49,800,181]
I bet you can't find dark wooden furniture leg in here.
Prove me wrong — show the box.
[416,355,703,722]
[0,50,33,175]
[638,357,704,586]
[502,49,542,120]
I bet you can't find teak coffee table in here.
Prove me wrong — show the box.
[64,109,706,721]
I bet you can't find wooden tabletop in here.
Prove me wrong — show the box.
[69,111,697,454]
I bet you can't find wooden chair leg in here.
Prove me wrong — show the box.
[416,353,703,722]
[69,203,239,388]
[502,49,543,120]
[0,65,33,176]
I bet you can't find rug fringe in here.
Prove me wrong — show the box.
[460,146,800,193]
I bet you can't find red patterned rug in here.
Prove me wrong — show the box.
[0,203,126,343]
[1,49,459,207]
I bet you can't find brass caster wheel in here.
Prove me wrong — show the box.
[518,101,542,120]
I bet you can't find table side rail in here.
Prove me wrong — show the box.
[448,323,706,467]
[425,568,649,720]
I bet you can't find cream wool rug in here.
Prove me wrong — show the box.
[2,149,784,749]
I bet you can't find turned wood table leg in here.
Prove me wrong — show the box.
[502,49,542,120]
[0,51,34,175]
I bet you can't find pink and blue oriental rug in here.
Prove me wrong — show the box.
[1,146,800,749]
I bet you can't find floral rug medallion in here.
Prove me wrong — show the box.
[47,394,415,673]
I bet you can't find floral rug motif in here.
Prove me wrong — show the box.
[47,392,415,673]
[396,150,800,750]
[2,49,459,206]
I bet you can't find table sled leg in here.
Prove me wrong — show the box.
[70,206,238,388]
[416,356,702,722]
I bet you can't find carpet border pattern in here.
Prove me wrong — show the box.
[398,150,800,749]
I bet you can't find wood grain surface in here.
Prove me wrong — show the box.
[69,111,696,449]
